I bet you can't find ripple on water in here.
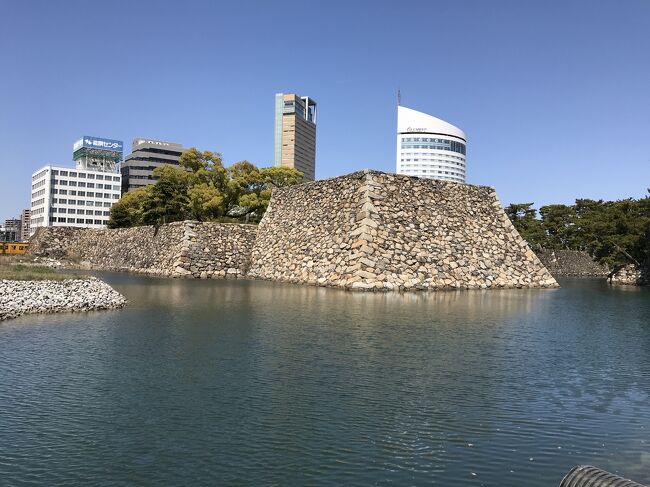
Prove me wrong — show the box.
[1,276,650,485]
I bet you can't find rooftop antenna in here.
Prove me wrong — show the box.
[397,88,401,106]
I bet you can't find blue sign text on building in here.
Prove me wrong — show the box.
[73,136,123,153]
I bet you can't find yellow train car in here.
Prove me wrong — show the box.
[0,242,29,254]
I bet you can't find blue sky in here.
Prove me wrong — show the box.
[1,0,649,221]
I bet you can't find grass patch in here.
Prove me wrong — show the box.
[0,260,80,281]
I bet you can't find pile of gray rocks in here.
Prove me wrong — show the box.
[0,277,127,321]
[610,264,647,286]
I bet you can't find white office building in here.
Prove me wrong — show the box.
[30,136,123,236]
[30,166,122,236]
[396,106,467,183]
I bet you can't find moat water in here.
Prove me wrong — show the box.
[1,275,649,486]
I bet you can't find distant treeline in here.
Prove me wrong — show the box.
[108,148,303,228]
[505,192,650,269]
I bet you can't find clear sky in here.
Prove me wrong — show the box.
[1,0,649,221]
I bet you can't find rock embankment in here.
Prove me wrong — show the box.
[535,249,609,277]
[610,264,648,286]
[30,221,257,279]
[27,170,560,292]
[0,277,127,321]
[248,170,558,291]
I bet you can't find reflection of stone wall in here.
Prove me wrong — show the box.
[535,249,609,277]
[248,170,558,290]
[30,221,257,278]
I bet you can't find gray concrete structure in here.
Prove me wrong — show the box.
[121,138,186,193]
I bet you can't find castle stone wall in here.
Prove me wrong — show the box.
[248,170,558,290]
[30,222,257,278]
[610,264,648,286]
[535,249,609,277]
[30,170,559,291]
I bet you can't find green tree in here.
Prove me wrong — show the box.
[179,148,223,173]
[107,186,151,228]
[539,204,575,250]
[142,165,192,225]
[504,203,547,248]
[187,183,225,221]
[261,166,303,188]
[108,149,304,228]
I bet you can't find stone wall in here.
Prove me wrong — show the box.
[30,221,257,278]
[248,170,558,290]
[610,264,648,286]
[535,249,609,277]
[175,221,258,278]
[30,170,560,291]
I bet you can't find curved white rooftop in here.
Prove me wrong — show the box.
[397,106,466,141]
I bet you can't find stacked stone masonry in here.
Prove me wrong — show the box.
[535,249,609,277]
[30,222,258,279]
[610,264,648,286]
[30,170,559,291]
[248,170,558,290]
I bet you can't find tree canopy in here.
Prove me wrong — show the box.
[108,148,302,228]
[505,191,650,268]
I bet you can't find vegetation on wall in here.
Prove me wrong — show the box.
[108,148,303,228]
[505,192,650,269]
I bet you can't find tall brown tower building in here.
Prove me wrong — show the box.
[274,93,317,181]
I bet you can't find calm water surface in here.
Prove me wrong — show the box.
[1,275,649,486]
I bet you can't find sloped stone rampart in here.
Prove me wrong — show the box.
[29,170,559,291]
[248,170,558,290]
[30,222,257,278]
[535,249,609,277]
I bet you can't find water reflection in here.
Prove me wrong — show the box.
[0,275,649,486]
[111,273,551,323]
